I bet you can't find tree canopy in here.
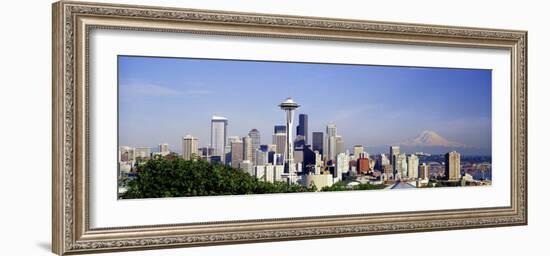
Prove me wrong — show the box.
[122,157,316,199]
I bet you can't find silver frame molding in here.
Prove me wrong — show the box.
[52,1,527,255]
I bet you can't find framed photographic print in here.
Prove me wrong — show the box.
[52,1,527,255]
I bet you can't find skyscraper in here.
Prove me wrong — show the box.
[230,139,244,168]
[390,146,400,165]
[336,153,350,181]
[272,133,286,155]
[326,124,337,161]
[407,154,419,179]
[394,153,407,178]
[274,125,286,134]
[119,146,135,162]
[211,115,228,162]
[296,114,308,144]
[134,147,151,159]
[182,135,198,160]
[420,163,430,179]
[312,132,324,156]
[158,143,169,155]
[335,135,344,155]
[353,145,364,158]
[248,129,261,152]
[242,135,253,162]
[445,151,461,181]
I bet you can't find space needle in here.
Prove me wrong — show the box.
[279,97,300,184]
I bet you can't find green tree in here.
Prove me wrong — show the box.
[122,157,316,199]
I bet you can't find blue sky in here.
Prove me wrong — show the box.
[118,56,492,155]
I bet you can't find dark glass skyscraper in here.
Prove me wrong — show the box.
[274,125,286,134]
[296,114,308,144]
[312,132,324,155]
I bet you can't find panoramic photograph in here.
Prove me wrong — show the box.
[117,56,492,199]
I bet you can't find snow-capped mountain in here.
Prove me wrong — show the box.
[400,130,466,147]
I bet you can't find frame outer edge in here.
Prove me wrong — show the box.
[52,1,65,255]
[54,1,528,254]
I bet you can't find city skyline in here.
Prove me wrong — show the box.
[118,56,492,155]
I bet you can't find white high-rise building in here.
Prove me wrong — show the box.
[353,145,364,159]
[390,146,400,165]
[407,154,419,179]
[380,154,390,167]
[158,143,169,156]
[239,160,254,176]
[336,152,350,181]
[135,147,151,159]
[182,135,198,160]
[394,153,407,178]
[211,115,228,162]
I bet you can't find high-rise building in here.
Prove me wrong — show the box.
[294,135,306,150]
[243,135,253,162]
[158,143,169,155]
[335,135,344,155]
[379,154,390,167]
[211,115,228,162]
[272,133,286,155]
[182,135,198,160]
[383,164,393,180]
[353,145,364,158]
[357,157,370,174]
[255,150,268,166]
[239,160,253,176]
[119,146,135,162]
[312,132,324,156]
[296,114,308,144]
[248,129,261,153]
[225,136,240,165]
[336,153,350,181]
[267,144,277,153]
[326,124,337,161]
[274,125,286,134]
[394,153,407,178]
[135,147,151,159]
[420,163,430,179]
[407,154,419,179]
[390,146,400,165]
[445,151,461,181]
[230,139,244,168]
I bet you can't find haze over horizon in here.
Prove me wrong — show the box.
[118,56,492,155]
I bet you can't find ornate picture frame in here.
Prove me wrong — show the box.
[52,1,527,255]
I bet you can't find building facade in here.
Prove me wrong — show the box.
[230,139,244,168]
[407,154,419,179]
[445,151,461,181]
[326,124,337,161]
[390,145,400,165]
[312,132,324,156]
[211,115,228,162]
[296,114,308,144]
[182,135,198,160]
